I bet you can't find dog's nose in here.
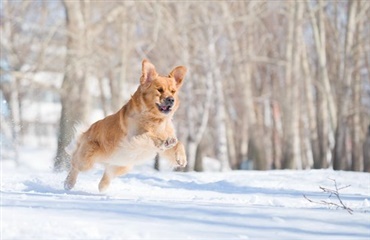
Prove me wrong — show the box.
[165,96,174,106]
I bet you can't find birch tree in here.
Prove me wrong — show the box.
[333,0,359,170]
[177,3,212,171]
[282,1,303,169]
[54,0,92,171]
[206,5,230,171]
[350,1,368,171]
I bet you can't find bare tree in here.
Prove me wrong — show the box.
[176,3,212,171]
[54,1,92,171]
[282,1,303,169]
[333,0,359,171]
[350,1,368,171]
[1,0,64,163]
[206,5,230,171]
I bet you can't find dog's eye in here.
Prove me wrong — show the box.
[157,88,164,93]
[171,90,176,94]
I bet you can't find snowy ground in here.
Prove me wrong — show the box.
[1,147,370,240]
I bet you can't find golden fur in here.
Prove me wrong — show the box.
[64,59,187,192]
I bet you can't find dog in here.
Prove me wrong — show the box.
[64,59,187,192]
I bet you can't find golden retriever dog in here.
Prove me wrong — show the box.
[64,59,187,192]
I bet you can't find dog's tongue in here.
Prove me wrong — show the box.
[161,105,168,111]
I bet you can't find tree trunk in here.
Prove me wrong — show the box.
[54,0,91,171]
[271,101,282,169]
[350,2,365,171]
[282,1,302,169]
[307,0,337,133]
[154,154,160,171]
[221,2,266,169]
[214,64,231,171]
[182,3,211,171]
[363,126,370,172]
[114,9,130,111]
[207,23,231,171]
[301,35,320,169]
[243,11,267,170]
[334,0,358,170]
[194,141,204,172]
[2,79,20,165]
[186,141,198,171]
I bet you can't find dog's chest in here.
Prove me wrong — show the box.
[104,116,174,166]
[127,116,169,137]
[105,134,158,166]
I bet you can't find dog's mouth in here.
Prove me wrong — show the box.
[156,103,172,114]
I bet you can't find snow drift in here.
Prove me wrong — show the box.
[1,148,369,239]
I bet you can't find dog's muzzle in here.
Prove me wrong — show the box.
[157,97,174,114]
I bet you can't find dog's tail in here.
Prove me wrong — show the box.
[65,122,89,156]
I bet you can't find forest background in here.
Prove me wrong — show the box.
[1,0,369,172]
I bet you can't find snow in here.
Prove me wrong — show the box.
[1,147,370,240]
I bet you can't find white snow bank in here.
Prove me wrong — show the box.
[1,147,370,240]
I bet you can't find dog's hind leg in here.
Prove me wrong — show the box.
[64,142,97,190]
[64,167,79,190]
[64,150,81,190]
[98,165,131,192]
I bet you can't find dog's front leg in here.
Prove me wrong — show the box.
[160,141,187,168]
[135,132,184,165]
[140,131,177,151]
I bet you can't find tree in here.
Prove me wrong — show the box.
[364,126,370,172]
[54,1,92,171]
[282,1,303,169]
[333,0,359,171]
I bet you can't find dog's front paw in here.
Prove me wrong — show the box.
[158,137,178,151]
[176,152,187,168]
[165,137,178,149]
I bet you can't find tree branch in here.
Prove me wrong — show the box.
[304,178,353,215]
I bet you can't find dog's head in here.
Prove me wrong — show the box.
[138,59,187,116]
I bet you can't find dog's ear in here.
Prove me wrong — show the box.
[141,59,158,85]
[169,66,187,88]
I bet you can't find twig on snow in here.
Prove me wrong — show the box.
[303,178,353,215]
